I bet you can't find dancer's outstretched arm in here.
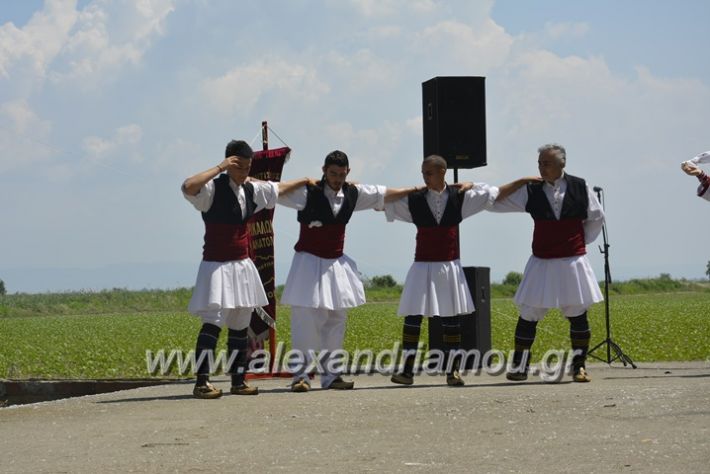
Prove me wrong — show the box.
[496,177,543,202]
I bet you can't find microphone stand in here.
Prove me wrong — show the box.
[587,187,636,367]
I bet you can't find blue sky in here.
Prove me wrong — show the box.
[1,0,709,293]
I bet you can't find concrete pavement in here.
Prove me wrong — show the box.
[2,362,709,473]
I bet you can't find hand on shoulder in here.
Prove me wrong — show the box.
[450,181,475,193]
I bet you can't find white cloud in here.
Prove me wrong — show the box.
[0,0,78,79]
[405,116,422,135]
[321,120,408,179]
[0,0,175,179]
[544,21,590,39]
[0,0,175,93]
[1,99,47,134]
[50,0,175,83]
[367,25,403,39]
[153,137,205,176]
[501,50,620,135]
[415,19,514,73]
[0,99,53,172]
[322,49,401,92]
[201,58,330,116]
[345,0,438,17]
[500,48,710,157]
[83,123,143,162]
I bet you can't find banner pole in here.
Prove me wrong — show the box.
[261,120,276,372]
[262,121,268,151]
[260,119,285,375]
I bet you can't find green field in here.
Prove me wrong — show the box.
[1,286,709,379]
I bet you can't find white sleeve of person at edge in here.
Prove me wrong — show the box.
[685,151,710,166]
[681,151,710,201]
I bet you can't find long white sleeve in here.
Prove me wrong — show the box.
[384,196,413,223]
[490,185,528,213]
[353,184,387,211]
[682,150,710,169]
[277,185,307,210]
[277,183,386,214]
[251,181,279,212]
[461,183,499,219]
[689,151,710,165]
[583,185,605,244]
[182,179,277,214]
[385,184,498,223]
[182,180,216,212]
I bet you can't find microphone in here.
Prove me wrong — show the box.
[593,186,603,192]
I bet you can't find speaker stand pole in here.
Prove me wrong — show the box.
[453,166,458,184]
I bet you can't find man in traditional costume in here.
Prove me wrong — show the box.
[278,150,411,392]
[492,143,605,383]
[384,155,531,386]
[182,139,308,399]
[681,151,710,202]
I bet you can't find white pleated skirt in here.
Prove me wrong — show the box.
[188,258,268,314]
[397,259,474,317]
[280,252,366,310]
[514,254,603,309]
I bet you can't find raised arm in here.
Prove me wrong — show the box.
[689,151,710,166]
[681,162,702,176]
[490,177,541,213]
[277,177,315,196]
[182,156,238,196]
[496,177,542,202]
[384,186,421,202]
[681,151,710,176]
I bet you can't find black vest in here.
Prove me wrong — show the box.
[408,186,465,227]
[297,181,359,225]
[525,174,588,221]
[201,174,256,224]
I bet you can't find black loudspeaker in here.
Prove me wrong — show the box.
[422,76,487,169]
[428,266,491,369]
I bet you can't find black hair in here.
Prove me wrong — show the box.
[225,140,254,159]
[323,150,349,168]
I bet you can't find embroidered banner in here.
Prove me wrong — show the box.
[247,147,290,344]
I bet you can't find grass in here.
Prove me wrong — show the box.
[1,286,709,379]
[0,288,192,318]
[488,292,710,362]
[0,312,196,378]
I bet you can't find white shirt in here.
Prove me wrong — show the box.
[542,174,567,220]
[182,178,279,214]
[277,183,386,213]
[384,183,499,223]
[492,172,605,244]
